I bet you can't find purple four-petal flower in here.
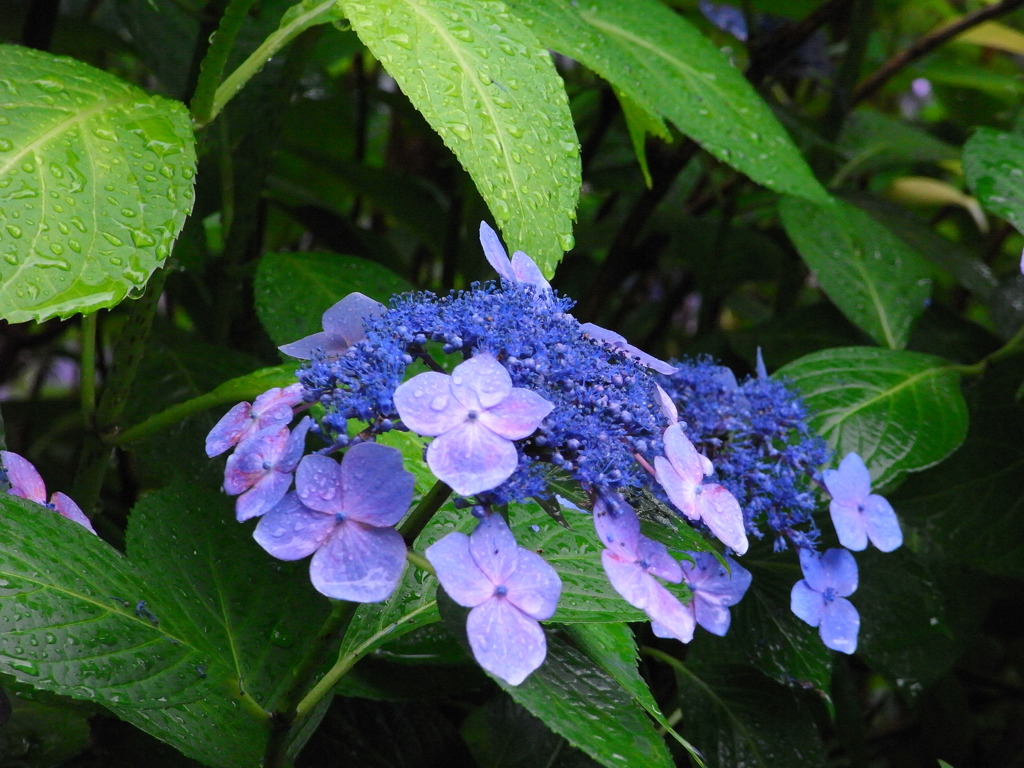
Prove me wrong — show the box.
[223,416,310,521]
[679,551,751,636]
[205,384,303,458]
[593,492,695,643]
[393,353,553,496]
[1,450,96,534]
[822,452,902,552]
[654,423,749,554]
[790,547,860,654]
[253,441,414,602]
[426,514,561,685]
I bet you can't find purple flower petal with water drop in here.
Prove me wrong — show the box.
[253,441,414,602]
[394,353,552,496]
[680,552,751,636]
[593,492,694,643]
[426,514,561,685]
[278,292,386,360]
[1,450,95,534]
[791,547,860,654]
[822,452,902,552]
[205,384,303,457]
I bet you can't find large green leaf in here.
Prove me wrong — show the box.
[777,347,968,489]
[0,45,196,323]
[963,127,1024,234]
[0,496,208,708]
[254,251,412,349]
[508,0,828,204]
[337,0,581,274]
[779,197,932,349]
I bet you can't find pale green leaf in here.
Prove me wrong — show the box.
[964,127,1024,234]
[507,0,828,203]
[780,197,932,349]
[777,347,968,489]
[338,0,581,274]
[0,45,196,323]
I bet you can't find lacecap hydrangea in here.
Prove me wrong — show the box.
[204,222,904,681]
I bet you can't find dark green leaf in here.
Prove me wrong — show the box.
[0,45,196,323]
[338,0,581,273]
[779,197,932,349]
[254,251,413,349]
[0,696,91,767]
[508,0,829,204]
[777,347,968,489]
[964,127,1024,234]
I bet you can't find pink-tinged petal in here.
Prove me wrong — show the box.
[394,371,468,436]
[593,493,640,559]
[654,384,678,425]
[682,554,751,607]
[820,597,859,654]
[579,322,626,346]
[339,442,414,526]
[253,494,334,560]
[790,580,824,627]
[664,424,712,481]
[320,292,385,345]
[601,551,653,610]
[820,548,858,596]
[509,251,551,292]
[654,456,698,521]
[235,469,292,522]
[278,330,341,360]
[295,454,343,515]
[469,514,520,586]
[694,598,732,636]
[636,537,683,584]
[578,323,674,374]
[1,451,47,504]
[822,452,871,505]
[450,354,512,411]
[696,484,748,554]
[51,492,96,535]
[467,598,547,685]
[864,494,902,552]
[829,499,868,551]
[426,421,518,496]
[278,417,311,472]
[310,522,406,602]
[252,384,304,420]
[645,584,695,643]
[478,387,552,440]
[223,427,286,494]
[426,531,494,607]
[205,402,252,457]
[503,548,561,621]
[480,221,515,283]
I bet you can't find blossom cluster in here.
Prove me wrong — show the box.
[202,222,905,681]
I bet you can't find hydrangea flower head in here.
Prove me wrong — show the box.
[205,384,303,458]
[0,450,96,534]
[479,221,551,293]
[654,423,749,554]
[593,492,695,643]
[790,547,860,654]
[393,353,553,496]
[822,453,902,552]
[426,514,561,685]
[223,416,310,521]
[278,292,386,360]
[253,441,414,602]
[680,551,751,636]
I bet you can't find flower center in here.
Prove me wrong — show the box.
[494,584,508,597]
[822,587,836,602]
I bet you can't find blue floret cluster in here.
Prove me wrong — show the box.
[199,221,907,684]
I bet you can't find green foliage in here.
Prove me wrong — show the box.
[964,127,1024,234]
[0,45,195,323]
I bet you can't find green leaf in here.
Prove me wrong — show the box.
[502,628,674,768]
[0,496,208,707]
[0,697,91,766]
[777,347,968,489]
[615,90,670,188]
[254,251,412,349]
[673,662,825,767]
[337,0,581,274]
[964,127,1024,234]
[0,45,196,323]
[836,109,958,177]
[779,197,932,349]
[507,0,828,204]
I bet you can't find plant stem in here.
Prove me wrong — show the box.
[952,320,1024,376]
[79,312,97,427]
[400,479,453,544]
